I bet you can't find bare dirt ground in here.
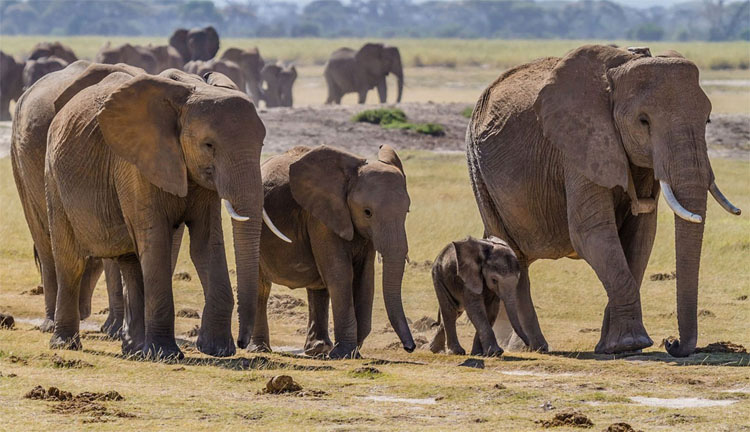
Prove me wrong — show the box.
[2,104,747,160]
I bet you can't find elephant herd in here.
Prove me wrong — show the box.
[5,43,742,361]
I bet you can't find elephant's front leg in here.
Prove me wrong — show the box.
[434,278,464,355]
[101,259,124,339]
[249,278,272,353]
[353,249,375,347]
[118,254,144,355]
[376,77,387,103]
[566,173,653,354]
[304,288,333,356]
[465,293,503,357]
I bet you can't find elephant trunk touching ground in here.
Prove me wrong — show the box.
[390,53,404,103]
[501,296,530,347]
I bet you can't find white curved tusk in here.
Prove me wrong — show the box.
[222,199,249,221]
[263,208,292,243]
[660,181,702,224]
[709,182,741,216]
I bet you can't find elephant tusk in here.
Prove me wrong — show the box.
[263,208,292,243]
[660,181,702,224]
[709,181,741,216]
[222,199,249,221]
[405,253,410,264]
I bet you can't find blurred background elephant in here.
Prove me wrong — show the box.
[324,43,403,104]
[220,47,264,105]
[28,41,78,64]
[184,59,245,93]
[96,42,158,74]
[145,44,185,72]
[252,145,415,359]
[261,62,296,107]
[466,45,741,357]
[169,26,219,63]
[23,56,68,90]
[0,50,24,120]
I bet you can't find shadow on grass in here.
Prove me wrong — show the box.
[547,350,750,366]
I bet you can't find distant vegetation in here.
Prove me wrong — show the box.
[353,108,446,136]
[0,0,748,41]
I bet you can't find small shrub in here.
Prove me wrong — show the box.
[461,106,473,118]
[353,108,445,136]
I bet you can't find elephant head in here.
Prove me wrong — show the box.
[0,50,25,120]
[187,26,220,61]
[146,44,185,72]
[168,28,190,63]
[356,43,403,103]
[28,41,78,64]
[289,145,415,351]
[184,59,246,95]
[261,62,297,107]
[220,47,265,104]
[96,42,158,74]
[23,56,68,90]
[452,237,530,347]
[534,45,741,357]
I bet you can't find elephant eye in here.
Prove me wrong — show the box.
[638,115,650,128]
[364,208,372,218]
[203,142,214,149]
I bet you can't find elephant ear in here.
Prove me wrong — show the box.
[203,71,239,90]
[356,43,386,76]
[289,146,366,241]
[378,144,405,176]
[534,45,636,190]
[97,75,194,197]
[54,63,143,112]
[452,238,487,296]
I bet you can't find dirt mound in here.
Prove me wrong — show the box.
[349,366,382,378]
[412,316,438,332]
[21,285,44,295]
[25,386,122,402]
[604,424,641,432]
[649,272,676,281]
[0,313,14,329]
[695,341,747,354]
[268,294,306,311]
[173,271,192,281]
[537,411,594,428]
[176,308,200,319]
[50,354,93,369]
[264,375,302,394]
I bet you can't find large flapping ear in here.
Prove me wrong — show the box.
[534,45,637,190]
[289,146,366,241]
[97,74,194,197]
[54,63,143,112]
[158,68,204,85]
[203,70,240,91]
[356,43,386,76]
[452,238,486,295]
[377,144,405,176]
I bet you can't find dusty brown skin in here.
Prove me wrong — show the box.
[324,43,403,104]
[261,62,297,108]
[467,45,740,356]
[43,67,268,360]
[144,44,185,72]
[0,50,24,120]
[169,26,220,63]
[428,237,529,357]
[95,42,158,74]
[184,59,246,97]
[22,56,68,90]
[220,47,265,105]
[28,41,78,64]
[253,145,415,358]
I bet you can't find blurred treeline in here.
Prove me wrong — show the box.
[1,0,748,41]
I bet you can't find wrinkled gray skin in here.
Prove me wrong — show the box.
[253,145,415,359]
[169,26,220,63]
[184,59,246,95]
[467,45,741,357]
[96,42,158,74]
[0,50,24,120]
[324,43,403,104]
[28,41,78,64]
[261,63,297,107]
[22,56,68,90]
[220,47,265,105]
[43,66,270,360]
[429,237,530,357]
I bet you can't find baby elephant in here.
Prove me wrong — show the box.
[429,237,529,356]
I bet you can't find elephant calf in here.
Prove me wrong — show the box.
[429,237,529,357]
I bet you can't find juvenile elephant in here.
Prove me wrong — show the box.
[28,41,78,64]
[22,56,68,90]
[324,43,403,104]
[261,62,296,107]
[220,47,265,105]
[466,45,741,357]
[184,59,246,94]
[0,50,24,120]
[252,145,415,358]
[96,42,158,74]
[43,66,288,359]
[428,237,530,357]
[169,26,220,63]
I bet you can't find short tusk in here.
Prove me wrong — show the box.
[709,182,741,216]
[660,181,702,223]
[405,253,410,264]
[222,199,249,221]
[263,208,292,243]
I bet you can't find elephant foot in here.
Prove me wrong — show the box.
[328,342,361,360]
[484,345,504,357]
[39,318,55,333]
[237,324,253,350]
[447,344,466,356]
[100,315,123,340]
[197,330,236,357]
[141,339,184,361]
[523,341,549,353]
[304,339,333,357]
[78,304,92,322]
[595,314,653,354]
[49,333,82,351]
[248,341,272,353]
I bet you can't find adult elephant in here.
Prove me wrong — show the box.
[324,43,403,104]
[0,50,24,120]
[22,56,68,90]
[145,44,185,72]
[28,41,78,64]
[42,66,288,359]
[466,45,741,357]
[184,59,245,94]
[251,145,415,359]
[220,47,264,105]
[261,62,297,107]
[96,43,158,74]
[169,26,219,63]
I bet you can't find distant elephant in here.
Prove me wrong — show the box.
[28,41,77,64]
[145,44,185,72]
[184,59,245,94]
[429,237,529,357]
[220,47,265,105]
[42,66,288,359]
[466,45,741,357]
[324,43,403,104]
[169,26,219,63]
[252,145,415,358]
[261,62,296,107]
[96,42,158,74]
[0,50,24,120]
[22,56,68,90]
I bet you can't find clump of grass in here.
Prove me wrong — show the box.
[352,108,445,136]
[461,106,473,118]
[709,58,736,70]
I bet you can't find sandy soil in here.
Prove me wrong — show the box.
[1,104,747,160]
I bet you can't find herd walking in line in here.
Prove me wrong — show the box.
[1,27,742,361]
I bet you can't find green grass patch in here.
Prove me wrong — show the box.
[352,108,445,136]
[461,106,474,118]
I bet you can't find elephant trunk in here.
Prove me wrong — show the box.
[392,62,403,103]
[502,296,530,348]
[381,256,415,352]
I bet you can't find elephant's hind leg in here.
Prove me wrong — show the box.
[36,246,58,333]
[101,259,124,339]
[118,254,144,354]
[78,258,104,321]
[249,277,272,353]
[304,288,333,357]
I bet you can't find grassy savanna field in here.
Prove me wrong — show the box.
[1,37,749,113]
[1,149,749,430]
